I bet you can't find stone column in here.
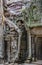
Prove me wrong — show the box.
[0,25,4,59]
[34,36,37,61]
[7,37,11,63]
[0,18,4,63]
[26,29,32,63]
[31,35,35,61]
[32,35,37,61]
[28,30,32,59]
[0,0,4,63]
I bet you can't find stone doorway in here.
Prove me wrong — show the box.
[36,37,42,60]
[31,35,42,61]
[31,27,42,61]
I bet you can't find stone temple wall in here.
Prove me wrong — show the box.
[0,0,4,59]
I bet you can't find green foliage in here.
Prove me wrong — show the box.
[22,3,41,25]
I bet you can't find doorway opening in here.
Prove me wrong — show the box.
[36,37,42,60]
[32,36,42,61]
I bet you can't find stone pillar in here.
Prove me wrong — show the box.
[31,35,35,61]
[0,0,4,63]
[7,37,11,63]
[31,35,37,61]
[0,25,4,59]
[28,30,32,60]
[25,29,32,63]
[34,36,37,61]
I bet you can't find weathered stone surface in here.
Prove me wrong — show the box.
[6,63,39,65]
[31,27,42,35]
[0,1,4,58]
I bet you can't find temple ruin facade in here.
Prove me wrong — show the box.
[0,0,42,64]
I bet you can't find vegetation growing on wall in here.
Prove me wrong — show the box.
[22,2,41,27]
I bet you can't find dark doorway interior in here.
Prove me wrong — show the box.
[36,37,42,60]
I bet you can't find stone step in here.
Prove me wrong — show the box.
[0,64,4,65]
[32,60,42,65]
[0,63,41,65]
